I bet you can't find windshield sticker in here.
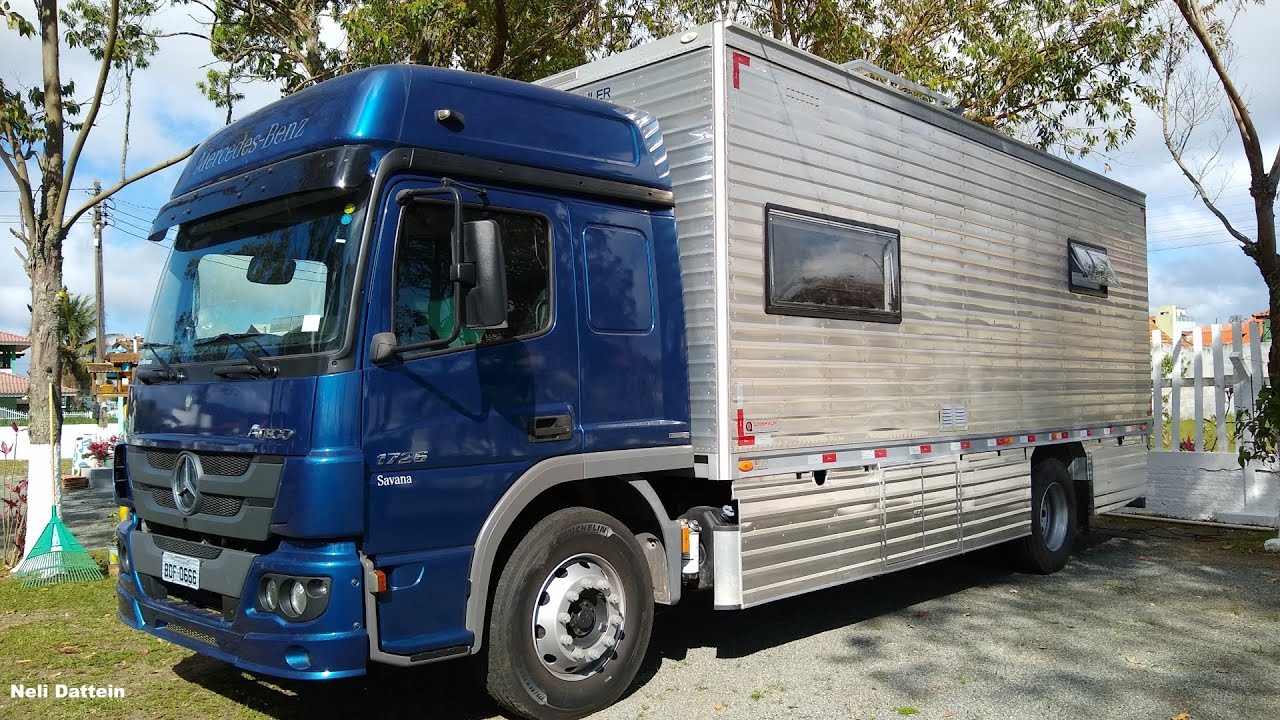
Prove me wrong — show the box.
[192,116,311,175]
[302,314,321,332]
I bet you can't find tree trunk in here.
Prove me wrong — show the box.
[121,64,132,181]
[22,227,65,563]
[21,0,68,565]
[1259,195,1279,390]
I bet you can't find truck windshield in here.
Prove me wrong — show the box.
[145,187,368,364]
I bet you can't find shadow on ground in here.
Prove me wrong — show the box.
[167,520,1280,719]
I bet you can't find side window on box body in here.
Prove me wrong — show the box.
[1067,239,1116,297]
[764,205,902,323]
[393,204,551,348]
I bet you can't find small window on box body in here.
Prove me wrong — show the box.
[765,205,901,323]
[1068,239,1116,297]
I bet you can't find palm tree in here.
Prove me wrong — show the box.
[55,291,97,405]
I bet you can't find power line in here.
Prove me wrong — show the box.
[112,197,159,213]
[105,204,156,226]
[1149,238,1245,253]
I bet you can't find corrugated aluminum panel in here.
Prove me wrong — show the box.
[959,451,1033,548]
[720,32,1148,454]
[1087,440,1148,513]
[736,465,885,606]
[733,450,1032,607]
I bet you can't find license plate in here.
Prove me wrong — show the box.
[161,552,201,590]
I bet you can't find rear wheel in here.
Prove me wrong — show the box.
[1011,458,1076,574]
[485,507,653,720]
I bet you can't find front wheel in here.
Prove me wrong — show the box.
[484,507,654,720]
[1011,458,1077,574]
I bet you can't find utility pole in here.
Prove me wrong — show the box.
[93,179,105,363]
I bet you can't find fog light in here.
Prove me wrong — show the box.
[280,579,308,619]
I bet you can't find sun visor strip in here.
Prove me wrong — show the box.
[148,145,375,241]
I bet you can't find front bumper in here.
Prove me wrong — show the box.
[115,517,368,680]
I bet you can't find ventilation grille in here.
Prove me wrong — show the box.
[163,622,218,646]
[146,450,251,477]
[784,86,821,108]
[152,534,223,560]
[151,488,243,517]
[940,404,968,430]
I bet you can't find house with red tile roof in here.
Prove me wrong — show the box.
[0,331,78,414]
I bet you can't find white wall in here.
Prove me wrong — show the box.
[1146,451,1280,526]
[2,424,119,462]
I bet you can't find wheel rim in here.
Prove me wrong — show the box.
[531,553,626,681]
[1039,481,1069,552]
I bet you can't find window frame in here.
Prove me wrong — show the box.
[389,197,555,357]
[1067,238,1112,298]
[763,203,903,324]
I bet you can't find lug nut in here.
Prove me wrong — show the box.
[558,612,572,624]
[559,634,573,646]
[598,580,611,591]
[604,635,617,647]
[566,591,579,602]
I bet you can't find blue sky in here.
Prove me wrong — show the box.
[2,5,1277,377]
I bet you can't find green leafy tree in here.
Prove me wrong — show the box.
[55,290,96,395]
[1,0,194,559]
[645,0,1164,156]
[177,0,348,117]
[183,0,641,109]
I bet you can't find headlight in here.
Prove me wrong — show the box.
[257,574,331,621]
[281,579,308,619]
[259,577,279,611]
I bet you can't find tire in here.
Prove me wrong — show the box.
[484,507,654,720]
[1011,458,1077,574]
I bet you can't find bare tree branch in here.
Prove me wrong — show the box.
[1,127,38,240]
[63,145,196,230]
[1172,0,1266,183]
[57,0,121,228]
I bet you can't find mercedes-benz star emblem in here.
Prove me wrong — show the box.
[171,451,203,516]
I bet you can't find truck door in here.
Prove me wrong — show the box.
[360,179,579,655]
[569,199,689,450]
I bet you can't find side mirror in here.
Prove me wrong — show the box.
[462,219,508,329]
[370,331,398,363]
[246,255,296,285]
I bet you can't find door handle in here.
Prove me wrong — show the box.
[529,415,573,442]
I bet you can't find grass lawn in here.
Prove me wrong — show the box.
[0,575,497,719]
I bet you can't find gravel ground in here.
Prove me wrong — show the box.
[591,517,1280,720]
[314,516,1278,720]
[61,495,1280,720]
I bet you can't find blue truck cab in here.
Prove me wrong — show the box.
[116,65,699,718]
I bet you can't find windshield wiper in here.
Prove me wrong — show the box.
[138,343,185,383]
[196,333,278,378]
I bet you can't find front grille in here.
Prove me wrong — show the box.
[152,534,223,560]
[146,450,251,477]
[151,487,243,517]
[164,622,218,646]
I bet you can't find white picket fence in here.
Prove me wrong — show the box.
[1150,320,1269,452]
